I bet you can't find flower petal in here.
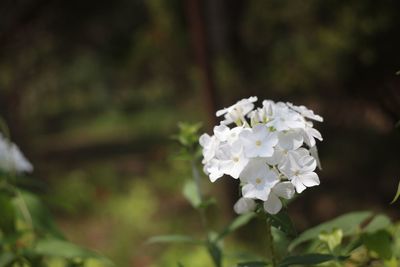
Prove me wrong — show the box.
[234,197,256,214]
[273,182,295,199]
[300,172,320,187]
[263,193,282,214]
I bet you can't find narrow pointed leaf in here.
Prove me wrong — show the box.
[289,211,371,251]
[237,261,268,267]
[363,214,391,233]
[34,239,114,266]
[182,180,201,208]
[216,212,256,241]
[267,211,296,237]
[278,254,347,267]
[390,179,400,204]
[147,235,202,245]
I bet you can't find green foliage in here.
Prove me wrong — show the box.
[266,211,297,238]
[216,213,257,242]
[147,235,202,245]
[0,135,113,267]
[289,211,372,251]
[390,179,400,204]
[361,230,392,260]
[278,253,347,267]
[236,261,268,267]
[318,228,343,252]
[182,180,202,208]
[173,122,202,151]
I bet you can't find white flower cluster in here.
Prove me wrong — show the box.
[0,133,33,173]
[199,97,323,215]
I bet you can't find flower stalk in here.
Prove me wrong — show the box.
[265,219,277,267]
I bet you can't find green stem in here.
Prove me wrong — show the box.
[191,159,208,229]
[265,219,277,267]
[191,159,221,267]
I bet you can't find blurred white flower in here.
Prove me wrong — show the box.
[0,134,33,173]
[234,197,256,214]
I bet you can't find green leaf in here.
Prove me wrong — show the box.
[198,197,216,209]
[35,239,96,258]
[216,212,256,241]
[289,211,372,251]
[271,227,290,259]
[207,242,222,267]
[174,122,202,147]
[267,210,296,237]
[237,261,268,267]
[182,180,201,208]
[363,214,391,233]
[0,192,16,234]
[13,190,65,239]
[384,257,398,267]
[278,254,346,267]
[319,228,343,252]
[362,230,392,260]
[34,239,113,265]
[147,235,202,245]
[391,179,400,204]
[0,252,16,267]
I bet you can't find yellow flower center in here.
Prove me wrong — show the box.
[255,178,262,184]
[255,140,262,146]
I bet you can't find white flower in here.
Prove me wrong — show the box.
[263,182,295,214]
[213,124,230,142]
[0,134,33,173]
[309,145,322,170]
[218,126,244,145]
[216,96,257,125]
[281,152,320,193]
[199,97,323,215]
[240,159,279,201]
[204,158,224,182]
[265,132,303,166]
[199,133,219,162]
[219,142,249,179]
[302,121,323,147]
[287,102,323,122]
[267,104,305,131]
[240,124,278,158]
[234,197,256,214]
[277,130,303,151]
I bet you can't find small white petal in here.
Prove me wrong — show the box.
[263,193,282,214]
[234,197,256,214]
[291,177,307,193]
[300,172,320,187]
[214,124,230,142]
[273,182,295,200]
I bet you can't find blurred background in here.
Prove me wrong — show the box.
[1,0,400,266]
